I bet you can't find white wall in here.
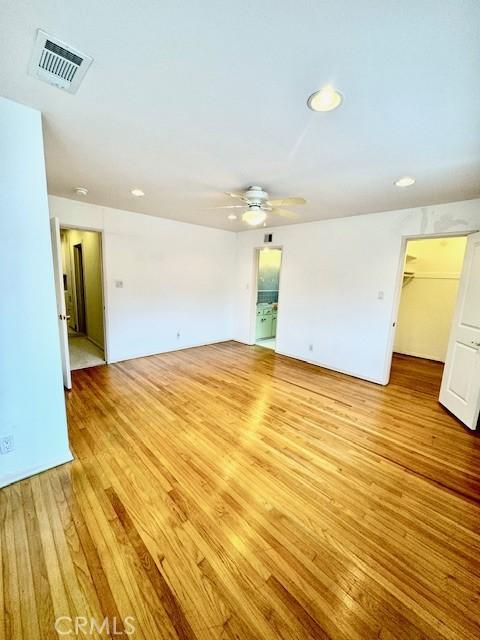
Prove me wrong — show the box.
[0,98,72,488]
[234,200,480,384]
[49,197,236,363]
[394,237,467,362]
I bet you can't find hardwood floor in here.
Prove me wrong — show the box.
[1,343,480,639]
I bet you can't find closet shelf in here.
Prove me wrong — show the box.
[402,255,417,287]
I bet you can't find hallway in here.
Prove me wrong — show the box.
[68,335,105,370]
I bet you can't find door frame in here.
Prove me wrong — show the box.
[383,230,475,384]
[51,217,72,389]
[72,240,87,334]
[59,224,111,364]
[248,245,284,349]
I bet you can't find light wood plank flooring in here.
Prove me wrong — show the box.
[1,343,480,639]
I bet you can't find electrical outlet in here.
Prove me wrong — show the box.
[0,435,14,454]
[308,344,314,352]
[176,331,181,339]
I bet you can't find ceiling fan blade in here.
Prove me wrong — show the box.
[271,208,298,219]
[267,197,306,207]
[202,205,246,210]
[225,191,248,201]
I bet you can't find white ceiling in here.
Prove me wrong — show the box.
[1,1,480,231]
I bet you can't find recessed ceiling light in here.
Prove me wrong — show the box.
[131,188,144,197]
[227,214,237,220]
[74,187,88,196]
[307,85,343,112]
[394,176,415,188]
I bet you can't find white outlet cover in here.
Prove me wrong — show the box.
[0,435,14,454]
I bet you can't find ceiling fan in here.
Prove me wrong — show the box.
[211,186,306,226]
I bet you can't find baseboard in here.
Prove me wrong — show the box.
[87,336,105,351]
[107,338,234,365]
[0,450,74,489]
[232,340,386,384]
[269,348,386,386]
[393,350,445,363]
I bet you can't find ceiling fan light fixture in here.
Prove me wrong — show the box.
[227,213,237,220]
[242,207,267,226]
[131,188,145,197]
[307,85,343,112]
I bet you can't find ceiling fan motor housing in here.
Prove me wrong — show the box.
[245,185,269,204]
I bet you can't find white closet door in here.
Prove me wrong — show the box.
[439,231,480,429]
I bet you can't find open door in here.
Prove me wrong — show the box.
[439,231,480,429]
[50,217,72,389]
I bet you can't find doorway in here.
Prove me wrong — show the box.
[393,236,467,364]
[60,228,106,371]
[255,247,282,350]
[387,234,480,425]
[389,231,480,430]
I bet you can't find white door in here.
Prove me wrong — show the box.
[50,217,72,389]
[439,231,480,429]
